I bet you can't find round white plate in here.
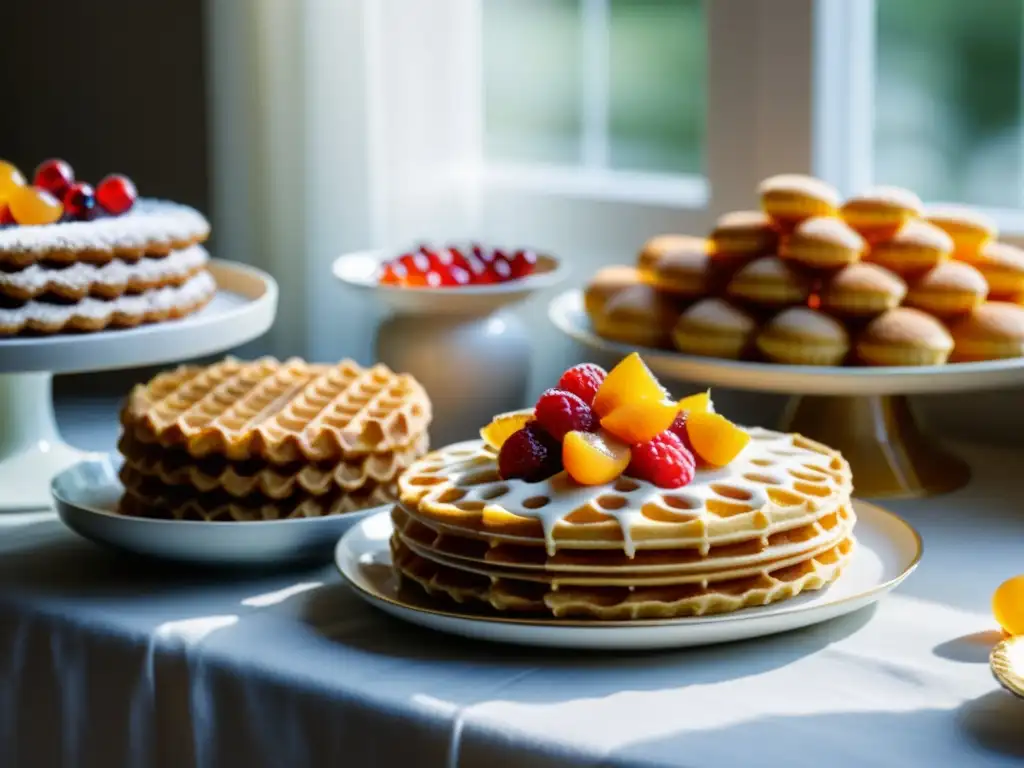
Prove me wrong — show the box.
[52,456,387,567]
[334,248,567,316]
[335,500,921,650]
[0,259,278,374]
[549,288,1024,396]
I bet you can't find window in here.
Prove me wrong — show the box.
[874,0,1024,209]
[482,0,707,177]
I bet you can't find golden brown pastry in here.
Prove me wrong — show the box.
[855,308,953,366]
[637,235,709,277]
[759,174,841,231]
[866,219,953,276]
[780,217,866,271]
[584,265,646,317]
[756,308,850,366]
[949,302,1024,362]
[840,186,923,243]
[821,263,906,318]
[672,298,757,359]
[963,241,1024,301]
[726,256,811,309]
[925,205,997,261]
[904,261,988,318]
[591,283,680,348]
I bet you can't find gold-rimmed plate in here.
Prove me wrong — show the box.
[992,637,1024,699]
[334,500,921,649]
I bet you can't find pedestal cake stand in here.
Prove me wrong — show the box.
[334,249,566,448]
[549,288,1024,499]
[0,260,278,510]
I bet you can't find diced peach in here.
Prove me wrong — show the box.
[678,389,713,414]
[563,429,631,486]
[480,409,534,452]
[685,412,750,467]
[600,398,678,444]
[592,352,667,417]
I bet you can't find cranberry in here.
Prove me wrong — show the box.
[509,249,538,279]
[498,422,562,482]
[63,182,97,221]
[33,159,74,200]
[96,174,137,215]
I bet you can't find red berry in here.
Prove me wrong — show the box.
[667,412,697,455]
[487,249,513,282]
[0,204,15,226]
[96,174,137,215]
[63,182,97,221]
[399,252,430,275]
[379,261,407,285]
[498,422,562,482]
[626,431,696,489]
[33,159,74,200]
[557,363,607,405]
[534,388,598,442]
[446,246,471,270]
[438,265,471,286]
[509,249,537,279]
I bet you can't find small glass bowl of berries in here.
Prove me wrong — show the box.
[333,242,565,315]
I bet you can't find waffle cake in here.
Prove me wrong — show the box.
[392,429,855,619]
[117,357,431,521]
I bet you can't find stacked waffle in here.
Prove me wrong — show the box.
[0,200,214,335]
[118,357,431,521]
[392,429,854,619]
[585,174,1024,365]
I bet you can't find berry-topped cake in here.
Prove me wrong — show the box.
[392,353,856,619]
[0,158,213,335]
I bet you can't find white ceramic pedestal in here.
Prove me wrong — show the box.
[0,260,278,511]
[334,249,566,446]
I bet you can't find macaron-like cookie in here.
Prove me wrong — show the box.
[592,283,680,349]
[866,219,953,276]
[905,261,988,318]
[949,302,1024,362]
[780,216,866,270]
[726,256,811,309]
[821,262,907,318]
[709,210,780,260]
[584,265,646,317]
[756,307,850,366]
[759,174,841,230]
[637,234,709,277]
[965,241,1024,300]
[855,307,954,366]
[925,205,997,260]
[672,298,757,360]
[651,245,711,298]
[840,186,923,242]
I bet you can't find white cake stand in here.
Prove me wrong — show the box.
[334,249,566,447]
[549,288,1024,498]
[0,260,278,511]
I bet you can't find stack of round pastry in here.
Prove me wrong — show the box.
[584,175,1024,366]
[391,429,855,620]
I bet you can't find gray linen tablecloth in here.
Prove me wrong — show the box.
[2,441,1024,767]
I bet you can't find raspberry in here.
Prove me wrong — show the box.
[667,412,697,455]
[557,363,607,405]
[498,422,562,482]
[534,388,598,442]
[626,430,696,489]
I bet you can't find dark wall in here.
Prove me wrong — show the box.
[0,0,209,212]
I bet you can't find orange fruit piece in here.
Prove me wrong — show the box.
[563,429,631,486]
[994,574,1024,636]
[678,389,713,414]
[685,411,750,467]
[592,352,667,417]
[8,185,62,226]
[480,409,534,452]
[0,160,25,204]
[600,398,678,444]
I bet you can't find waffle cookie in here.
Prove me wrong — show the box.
[390,430,855,619]
[117,357,431,520]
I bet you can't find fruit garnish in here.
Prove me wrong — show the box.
[557,363,606,405]
[33,158,74,200]
[0,160,25,204]
[626,430,696,489]
[498,422,562,482]
[8,185,62,226]
[377,243,539,287]
[63,182,97,221]
[563,429,631,486]
[97,173,137,215]
[534,388,598,442]
[480,409,533,452]
[600,398,678,444]
[667,412,697,455]
[0,205,15,226]
[685,412,751,467]
[994,575,1024,636]
[509,248,538,279]
[379,261,406,285]
[678,389,713,414]
[592,352,668,417]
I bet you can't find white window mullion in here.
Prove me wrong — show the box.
[813,0,876,197]
[580,0,611,169]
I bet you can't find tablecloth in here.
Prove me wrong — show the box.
[3,439,1024,768]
